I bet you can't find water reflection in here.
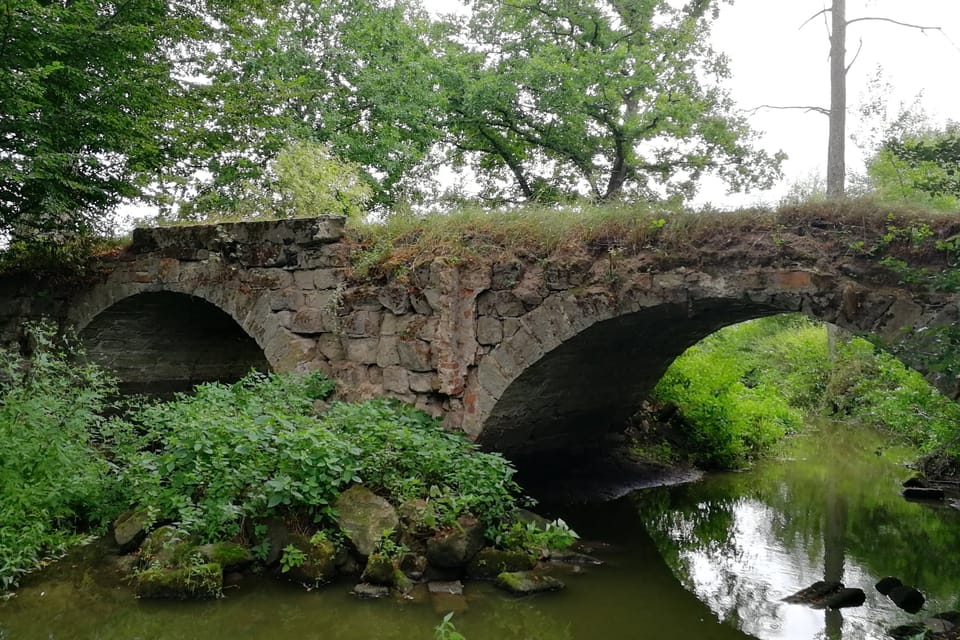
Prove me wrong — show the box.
[636,420,960,640]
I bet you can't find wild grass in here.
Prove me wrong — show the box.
[347,197,960,278]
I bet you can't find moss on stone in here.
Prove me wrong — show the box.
[136,563,223,599]
[467,547,536,579]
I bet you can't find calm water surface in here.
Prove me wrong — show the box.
[2,421,958,639]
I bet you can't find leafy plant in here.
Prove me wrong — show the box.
[110,371,524,545]
[497,519,579,555]
[0,323,120,591]
[434,612,466,640]
[279,545,306,573]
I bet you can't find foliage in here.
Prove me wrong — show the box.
[439,0,782,203]
[279,544,306,573]
[826,337,960,456]
[111,371,524,543]
[867,124,960,211]
[654,316,818,468]
[434,612,467,640]
[496,519,579,555]
[0,0,248,238]
[178,141,374,222]
[0,323,119,591]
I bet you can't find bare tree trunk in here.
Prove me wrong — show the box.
[827,0,847,198]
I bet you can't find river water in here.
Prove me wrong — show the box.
[2,420,958,640]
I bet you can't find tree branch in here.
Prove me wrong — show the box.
[846,17,942,33]
[845,37,863,73]
[748,104,830,117]
[800,8,831,31]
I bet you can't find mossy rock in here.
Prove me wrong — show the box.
[136,563,223,599]
[335,486,399,557]
[495,571,564,595]
[198,542,254,572]
[467,548,536,580]
[284,534,338,586]
[140,526,193,567]
[361,553,396,586]
[113,509,151,553]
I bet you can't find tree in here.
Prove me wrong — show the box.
[440,0,783,203]
[0,0,248,239]
[171,0,452,218]
[809,1,940,198]
[867,124,960,210]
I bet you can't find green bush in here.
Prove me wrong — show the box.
[112,371,524,542]
[654,316,818,468]
[0,324,119,591]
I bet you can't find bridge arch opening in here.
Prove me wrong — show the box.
[475,299,782,458]
[79,291,270,395]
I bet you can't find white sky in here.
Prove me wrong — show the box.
[688,0,960,206]
[424,0,960,207]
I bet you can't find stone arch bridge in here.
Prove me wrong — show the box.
[1,216,956,457]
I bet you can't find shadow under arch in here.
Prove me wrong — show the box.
[472,296,790,457]
[79,291,270,395]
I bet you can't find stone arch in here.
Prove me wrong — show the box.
[78,290,271,395]
[465,269,949,457]
[68,259,317,391]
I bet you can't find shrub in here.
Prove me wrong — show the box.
[0,323,118,591]
[112,371,524,543]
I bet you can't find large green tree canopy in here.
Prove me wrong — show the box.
[0,0,250,238]
[3,0,784,232]
[867,125,960,211]
[440,0,783,203]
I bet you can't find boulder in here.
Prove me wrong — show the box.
[136,563,223,599]
[889,584,925,613]
[335,486,399,557]
[360,553,396,586]
[876,576,902,595]
[284,534,337,586]
[783,581,843,605]
[113,509,151,553]
[496,571,565,595]
[427,580,464,596]
[426,516,484,569]
[197,542,254,572]
[466,548,536,580]
[140,526,191,567]
[261,518,291,566]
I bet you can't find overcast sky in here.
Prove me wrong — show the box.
[685,0,960,206]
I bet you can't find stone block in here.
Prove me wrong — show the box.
[344,337,380,364]
[397,339,433,372]
[377,282,410,314]
[269,288,303,312]
[344,310,381,338]
[376,335,401,367]
[239,268,293,289]
[288,308,327,335]
[502,318,521,339]
[408,372,438,393]
[477,316,503,346]
[314,268,347,290]
[383,366,410,393]
[317,333,345,360]
[293,269,317,290]
[492,260,523,289]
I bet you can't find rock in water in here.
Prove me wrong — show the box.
[876,576,902,595]
[783,581,843,605]
[889,584,925,614]
[495,571,565,595]
[823,588,866,609]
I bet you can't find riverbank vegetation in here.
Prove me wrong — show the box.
[651,314,960,470]
[0,324,565,594]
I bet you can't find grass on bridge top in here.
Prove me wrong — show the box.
[349,197,960,274]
